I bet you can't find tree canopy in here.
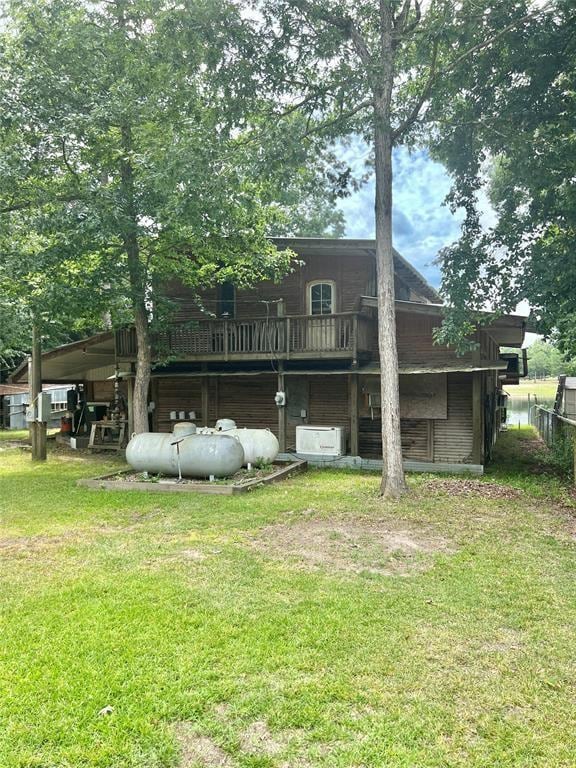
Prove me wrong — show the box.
[0,0,354,432]
[431,0,574,352]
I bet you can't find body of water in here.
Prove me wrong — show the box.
[506,397,554,427]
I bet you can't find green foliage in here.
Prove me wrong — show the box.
[431,1,575,353]
[545,423,574,481]
[0,0,348,377]
[501,340,568,380]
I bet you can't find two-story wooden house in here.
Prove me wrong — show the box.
[10,238,526,472]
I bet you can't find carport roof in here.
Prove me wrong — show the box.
[10,332,115,384]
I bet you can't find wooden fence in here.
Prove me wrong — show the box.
[530,404,576,481]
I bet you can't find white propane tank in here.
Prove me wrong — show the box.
[126,429,244,478]
[209,419,280,466]
[215,418,237,431]
[192,420,279,465]
[230,428,279,465]
[172,422,197,439]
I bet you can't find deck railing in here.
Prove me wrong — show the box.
[115,313,375,360]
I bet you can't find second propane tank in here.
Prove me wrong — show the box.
[211,419,279,465]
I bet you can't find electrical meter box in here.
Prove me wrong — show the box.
[27,393,52,423]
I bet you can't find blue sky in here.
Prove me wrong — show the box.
[336,141,465,289]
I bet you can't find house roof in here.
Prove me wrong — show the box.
[361,297,527,348]
[271,237,441,304]
[0,383,30,396]
[357,361,509,375]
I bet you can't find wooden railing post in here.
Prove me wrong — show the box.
[224,320,229,361]
[286,317,291,359]
[349,373,359,456]
[352,314,358,366]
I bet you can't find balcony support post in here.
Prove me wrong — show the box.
[277,361,286,452]
[201,363,209,426]
[127,367,135,436]
[349,373,359,456]
[352,314,358,367]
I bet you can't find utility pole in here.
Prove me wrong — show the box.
[30,322,47,461]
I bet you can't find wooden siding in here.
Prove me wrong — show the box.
[360,373,475,464]
[307,376,351,451]
[154,378,203,431]
[359,418,432,461]
[152,375,277,433]
[216,375,278,433]
[164,251,375,323]
[481,329,501,362]
[396,313,474,368]
[149,371,477,464]
[433,373,474,463]
[92,381,115,402]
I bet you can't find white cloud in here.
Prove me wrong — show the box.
[337,142,496,288]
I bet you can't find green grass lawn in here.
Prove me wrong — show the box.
[0,429,30,442]
[1,431,575,767]
[0,428,59,442]
[506,377,558,401]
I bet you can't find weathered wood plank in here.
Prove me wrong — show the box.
[77,460,307,494]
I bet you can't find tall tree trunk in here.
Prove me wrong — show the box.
[30,320,47,461]
[128,257,152,435]
[374,1,406,497]
[124,229,151,435]
[121,123,151,435]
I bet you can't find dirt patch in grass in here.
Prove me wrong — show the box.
[0,440,29,451]
[240,720,286,757]
[174,718,300,767]
[513,430,548,453]
[0,533,78,556]
[482,627,524,653]
[174,723,234,767]
[249,517,453,576]
[421,478,522,500]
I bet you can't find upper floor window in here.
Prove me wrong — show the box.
[308,281,335,315]
[218,282,235,318]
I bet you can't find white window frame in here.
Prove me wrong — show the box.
[307,280,336,316]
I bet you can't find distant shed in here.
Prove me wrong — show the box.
[563,377,576,420]
[0,384,29,428]
[2,384,70,429]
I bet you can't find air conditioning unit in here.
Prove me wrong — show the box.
[296,425,345,456]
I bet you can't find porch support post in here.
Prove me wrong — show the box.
[30,322,47,461]
[201,365,209,427]
[472,371,483,465]
[278,362,286,452]
[127,373,134,437]
[349,373,359,456]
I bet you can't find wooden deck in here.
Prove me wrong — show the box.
[116,313,376,363]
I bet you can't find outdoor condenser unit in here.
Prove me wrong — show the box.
[296,425,345,456]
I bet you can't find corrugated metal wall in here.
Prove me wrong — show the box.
[360,373,475,464]
[433,373,474,463]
